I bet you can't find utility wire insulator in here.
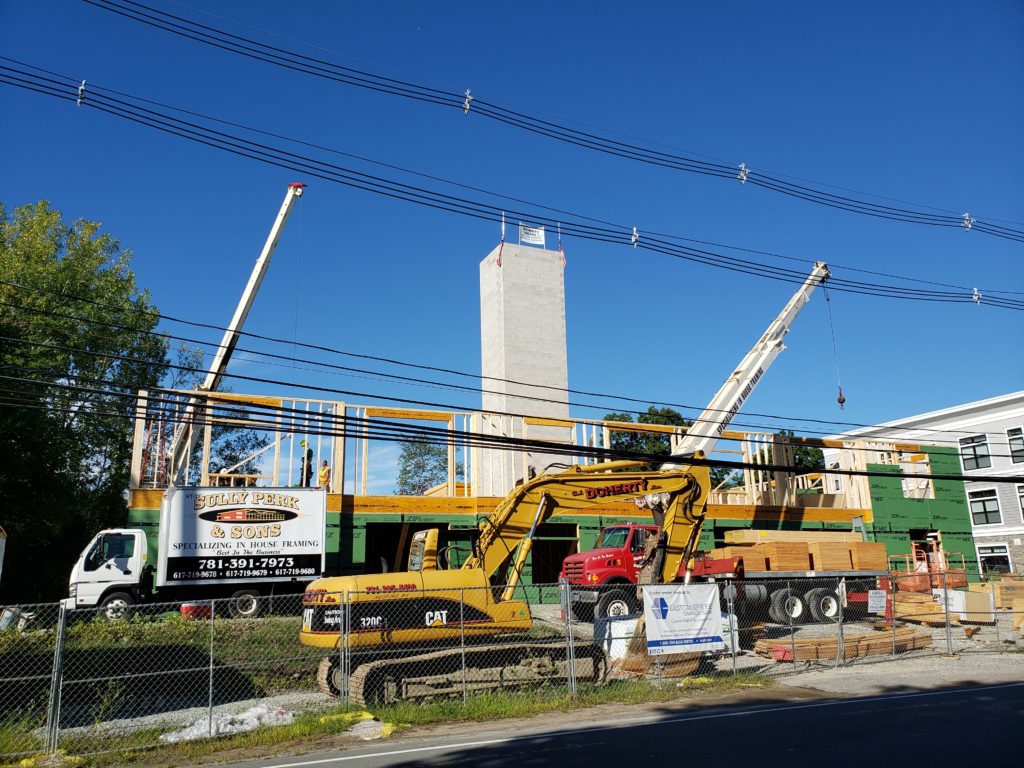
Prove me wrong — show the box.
[631,226,638,248]
[77,80,86,107]
[737,162,749,184]
[463,89,473,115]
[972,287,981,304]
[962,212,975,231]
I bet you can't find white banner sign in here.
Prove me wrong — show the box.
[642,583,725,655]
[519,224,546,246]
[158,487,327,586]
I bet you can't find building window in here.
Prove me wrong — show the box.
[1008,427,1024,464]
[968,489,1001,526]
[977,545,1012,575]
[959,434,991,471]
[1019,484,1024,518]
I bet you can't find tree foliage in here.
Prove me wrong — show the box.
[0,202,168,601]
[396,440,462,496]
[605,407,739,488]
[776,429,825,471]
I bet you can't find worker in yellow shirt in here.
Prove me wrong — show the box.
[318,460,331,489]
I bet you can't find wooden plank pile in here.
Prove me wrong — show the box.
[754,626,931,662]
[706,532,886,574]
[893,591,954,626]
[969,578,1024,609]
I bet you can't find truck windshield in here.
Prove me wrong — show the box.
[596,528,629,549]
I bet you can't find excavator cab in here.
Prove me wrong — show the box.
[407,529,439,571]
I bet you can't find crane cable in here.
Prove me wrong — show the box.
[823,283,846,409]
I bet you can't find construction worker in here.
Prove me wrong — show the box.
[299,440,313,487]
[318,460,331,489]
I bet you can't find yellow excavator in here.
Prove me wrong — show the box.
[300,262,830,704]
[300,460,711,704]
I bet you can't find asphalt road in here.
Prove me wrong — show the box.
[219,682,1024,768]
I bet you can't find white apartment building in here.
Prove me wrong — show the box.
[827,391,1024,575]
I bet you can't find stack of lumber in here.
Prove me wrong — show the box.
[706,532,889,573]
[849,542,888,570]
[969,578,1024,609]
[707,546,767,571]
[893,591,956,626]
[809,542,853,571]
[753,626,931,662]
[763,542,811,571]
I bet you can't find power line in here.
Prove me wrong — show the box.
[79,0,1024,244]
[3,282,1015,448]
[4,371,1022,485]
[3,63,1021,313]
[4,324,1019,463]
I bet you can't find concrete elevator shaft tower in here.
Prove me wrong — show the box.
[477,241,572,496]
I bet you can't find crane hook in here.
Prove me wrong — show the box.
[837,386,846,409]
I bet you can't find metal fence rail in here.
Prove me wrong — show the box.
[0,575,1020,759]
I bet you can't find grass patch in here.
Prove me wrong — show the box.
[45,672,771,767]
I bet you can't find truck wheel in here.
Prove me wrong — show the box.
[99,592,135,621]
[596,589,632,619]
[806,588,841,623]
[228,589,262,619]
[768,588,807,624]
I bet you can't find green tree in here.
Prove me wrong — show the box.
[0,201,168,602]
[776,429,825,471]
[605,407,739,488]
[396,440,463,495]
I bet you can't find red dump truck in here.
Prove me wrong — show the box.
[560,523,888,624]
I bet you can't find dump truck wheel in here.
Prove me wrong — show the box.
[597,589,632,619]
[769,587,807,624]
[806,588,841,622]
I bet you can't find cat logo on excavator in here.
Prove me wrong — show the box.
[425,610,449,627]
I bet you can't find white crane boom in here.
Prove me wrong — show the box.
[169,182,306,484]
[664,261,830,466]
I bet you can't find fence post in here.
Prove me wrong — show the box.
[726,581,736,676]
[44,604,68,755]
[993,589,1001,650]
[834,578,845,668]
[208,599,216,737]
[891,576,897,658]
[560,580,576,697]
[942,571,953,655]
[341,591,350,707]
[786,580,797,667]
[460,588,467,703]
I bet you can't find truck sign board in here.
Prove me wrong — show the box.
[157,487,327,586]
[642,583,725,655]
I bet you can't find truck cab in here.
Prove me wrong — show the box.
[560,523,657,619]
[68,529,148,617]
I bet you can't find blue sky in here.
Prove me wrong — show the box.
[2,1,1022,480]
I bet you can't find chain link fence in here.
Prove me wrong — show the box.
[1,575,1021,759]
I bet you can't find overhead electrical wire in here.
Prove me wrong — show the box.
[2,63,1021,312]
[3,322,1018,459]
[78,0,1024,244]
[2,282,1016,449]
[3,370,1022,485]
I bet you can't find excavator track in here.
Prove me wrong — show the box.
[319,642,607,705]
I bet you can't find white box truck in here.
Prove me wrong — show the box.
[67,486,327,618]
